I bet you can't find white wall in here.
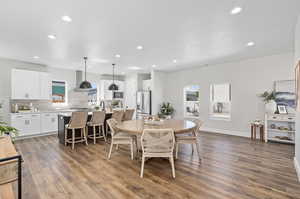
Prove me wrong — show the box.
[124,73,138,109]
[164,53,294,137]
[294,15,300,181]
[151,70,166,115]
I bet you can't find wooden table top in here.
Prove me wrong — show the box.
[116,119,196,134]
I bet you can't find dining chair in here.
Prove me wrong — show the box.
[106,110,124,134]
[140,128,176,178]
[86,111,106,144]
[64,111,88,150]
[123,109,135,121]
[175,119,203,160]
[106,118,137,160]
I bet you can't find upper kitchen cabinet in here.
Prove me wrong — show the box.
[11,69,51,100]
[39,72,51,100]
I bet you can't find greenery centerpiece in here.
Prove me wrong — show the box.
[158,102,174,119]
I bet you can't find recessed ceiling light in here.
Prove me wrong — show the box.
[231,7,242,15]
[173,59,177,63]
[48,34,56,40]
[136,45,143,50]
[61,15,72,22]
[152,65,157,68]
[33,56,39,59]
[128,66,141,70]
[247,42,255,47]
[115,54,121,58]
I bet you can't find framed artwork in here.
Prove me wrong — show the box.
[296,61,300,111]
[274,80,296,109]
[52,81,66,103]
[277,105,287,114]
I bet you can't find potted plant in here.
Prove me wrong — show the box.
[0,102,18,140]
[259,91,277,114]
[158,102,174,119]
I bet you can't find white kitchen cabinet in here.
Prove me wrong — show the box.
[10,114,41,136]
[39,72,51,100]
[11,69,51,100]
[11,69,40,99]
[41,113,58,133]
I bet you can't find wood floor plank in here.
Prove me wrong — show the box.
[11,132,300,199]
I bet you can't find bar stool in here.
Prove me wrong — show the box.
[251,121,264,142]
[65,111,88,150]
[87,111,106,144]
[123,109,135,121]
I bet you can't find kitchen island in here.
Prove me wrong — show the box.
[57,111,112,144]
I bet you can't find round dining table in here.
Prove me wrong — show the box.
[116,119,196,134]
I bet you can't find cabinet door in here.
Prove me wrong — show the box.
[11,69,40,99]
[10,115,28,136]
[41,113,58,132]
[27,114,41,135]
[39,73,51,100]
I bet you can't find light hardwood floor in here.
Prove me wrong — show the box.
[13,132,300,199]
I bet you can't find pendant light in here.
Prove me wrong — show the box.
[108,63,119,90]
[79,57,92,89]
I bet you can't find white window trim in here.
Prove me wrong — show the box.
[209,83,231,121]
[183,85,200,119]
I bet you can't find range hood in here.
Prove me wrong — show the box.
[74,70,97,92]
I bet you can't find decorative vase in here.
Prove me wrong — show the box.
[265,100,277,114]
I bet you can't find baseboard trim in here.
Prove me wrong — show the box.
[294,157,300,182]
[201,127,249,138]
[15,131,57,140]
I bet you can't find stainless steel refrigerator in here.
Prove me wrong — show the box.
[136,91,152,119]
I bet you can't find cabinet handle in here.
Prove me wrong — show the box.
[25,93,29,98]
[16,116,23,118]
[51,118,55,123]
[31,115,39,117]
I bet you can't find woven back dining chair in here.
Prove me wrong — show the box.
[175,119,203,160]
[106,118,137,160]
[140,128,175,178]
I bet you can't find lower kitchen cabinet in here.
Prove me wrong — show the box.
[10,112,61,137]
[10,114,41,136]
[41,113,58,133]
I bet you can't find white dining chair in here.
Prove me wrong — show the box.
[140,128,176,178]
[175,119,203,160]
[106,118,137,160]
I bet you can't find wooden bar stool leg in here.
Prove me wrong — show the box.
[72,129,75,150]
[254,126,256,140]
[251,125,253,140]
[102,125,107,142]
[83,127,88,146]
[93,126,96,144]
